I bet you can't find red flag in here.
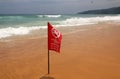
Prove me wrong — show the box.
[48,22,62,53]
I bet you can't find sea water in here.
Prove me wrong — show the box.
[0,14,120,39]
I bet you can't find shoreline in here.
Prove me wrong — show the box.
[0,22,117,41]
[0,22,120,79]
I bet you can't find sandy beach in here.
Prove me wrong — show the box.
[0,22,120,79]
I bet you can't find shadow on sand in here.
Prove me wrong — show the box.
[40,75,54,79]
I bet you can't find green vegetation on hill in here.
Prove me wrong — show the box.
[78,7,120,14]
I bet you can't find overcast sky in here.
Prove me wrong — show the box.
[0,0,120,14]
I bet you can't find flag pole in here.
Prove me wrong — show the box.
[48,50,50,74]
[48,22,50,74]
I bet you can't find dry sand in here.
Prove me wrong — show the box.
[0,22,120,79]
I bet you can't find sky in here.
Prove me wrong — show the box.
[0,0,120,14]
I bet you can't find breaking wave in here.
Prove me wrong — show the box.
[37,15,61,18]
[61,15,120,26]
[0,26,45,39]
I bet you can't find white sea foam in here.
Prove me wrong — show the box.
[37,15,61,18]
[0,26,43,39]
[61,15,120,26]
[45,15,61,18]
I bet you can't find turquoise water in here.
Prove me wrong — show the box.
[0,14,119,28]
[0,14,68,28]
[0,14,120,38]
[0,14,115,28]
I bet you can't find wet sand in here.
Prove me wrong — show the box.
[0,22,120,79]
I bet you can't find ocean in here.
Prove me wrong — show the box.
[0,14,120,39]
